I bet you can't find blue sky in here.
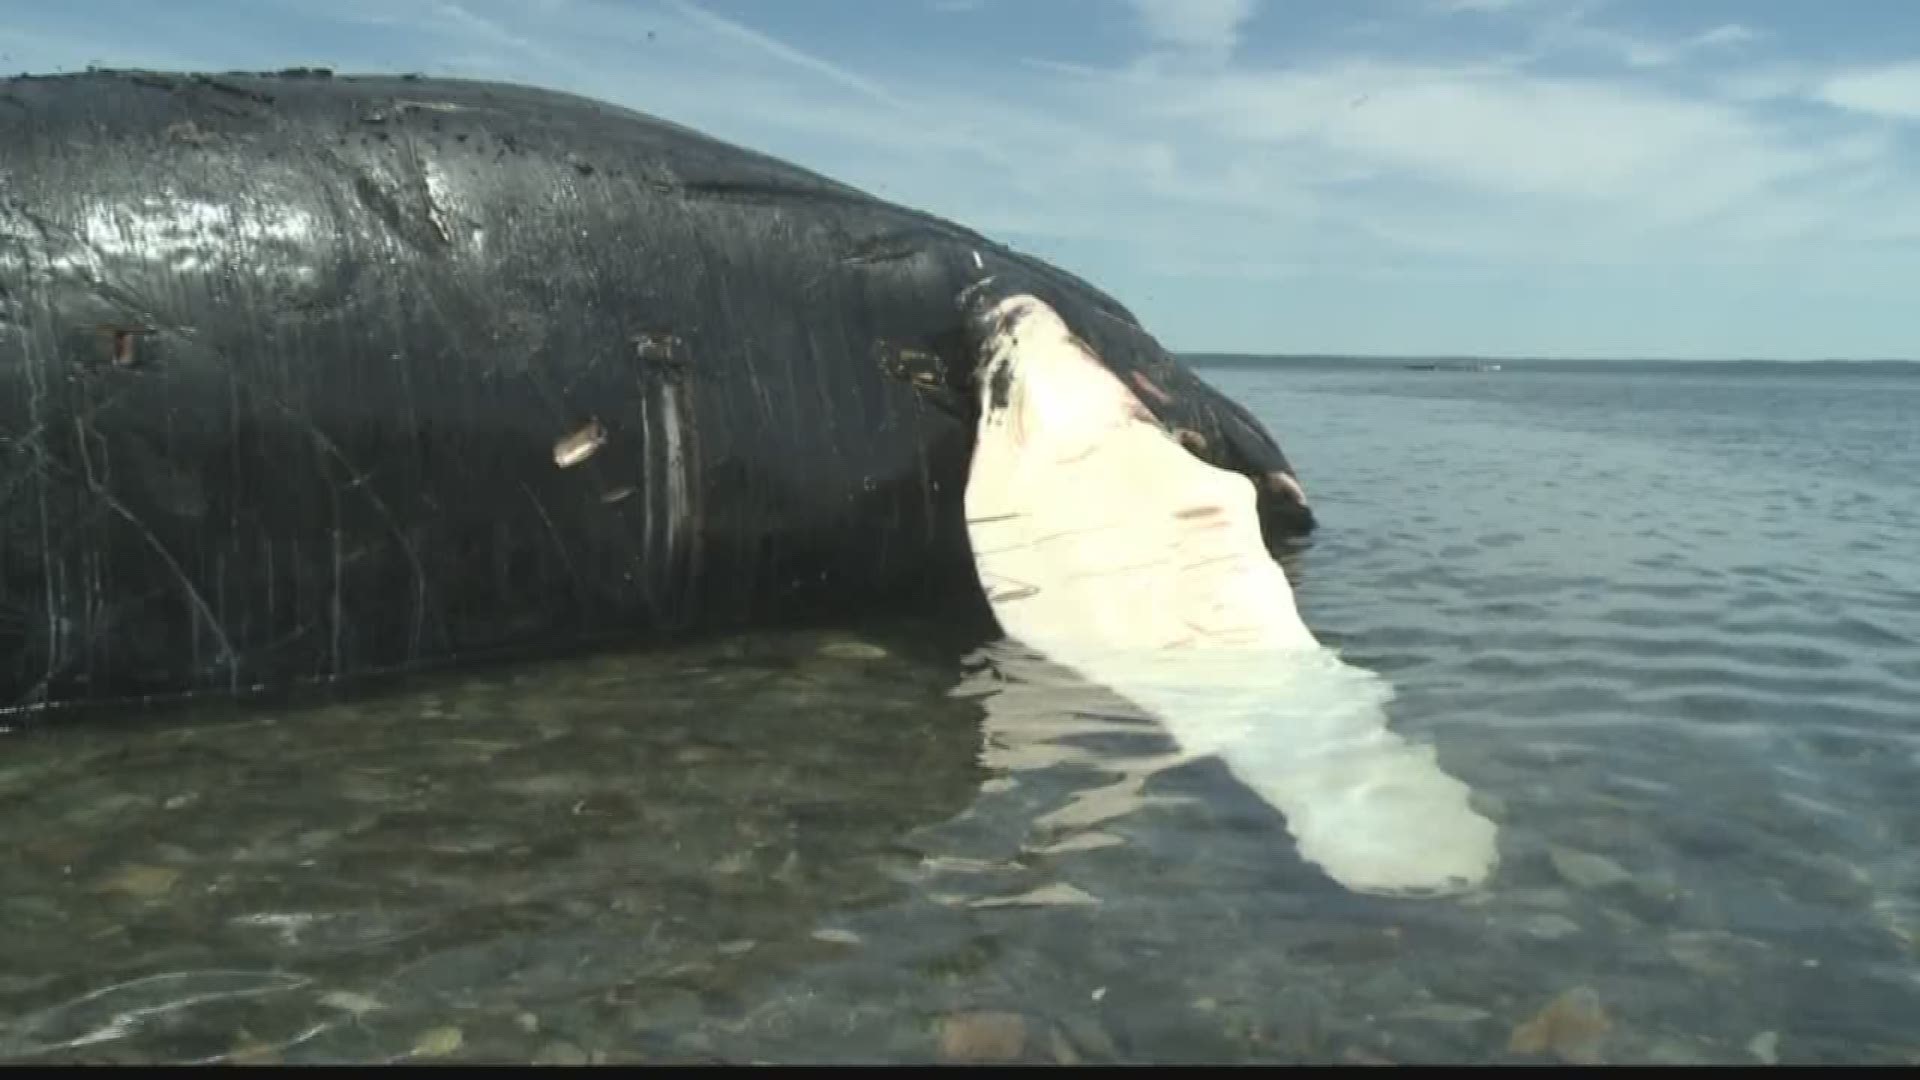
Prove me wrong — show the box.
[6,0,1920,359]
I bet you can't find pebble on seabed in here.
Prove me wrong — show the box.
[318,990,385,1018]
[96,864,182,899]
[1509,987,1610,1064]
[1519,913,1582,941]
[410,1026,464,1058]
[534,1040,590,1065]
[937,1011,1028,1062]
[819,641,889,662]
[1547,846,1633,890]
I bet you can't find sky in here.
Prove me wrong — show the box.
[5,0,1920,359]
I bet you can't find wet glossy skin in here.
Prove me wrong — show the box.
[0,69,1312,717]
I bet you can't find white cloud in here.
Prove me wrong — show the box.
[1817,62,1920,121]
[1431,0,1542,13]
[1713,64,1812,103]
[1533,19,1758,71]
[1128,0,1257,58]
[1694,23,1758,50]
[1142,63,1822,215]
[1448,1,1761,73]
[1553,24,1679,68]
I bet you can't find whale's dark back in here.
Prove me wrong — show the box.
[0,70,1306,717]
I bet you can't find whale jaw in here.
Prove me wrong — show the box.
[961,293,1499,898]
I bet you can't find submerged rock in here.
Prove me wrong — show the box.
[1518,912,1583,941]
[1048,1027,1081,1064]
[1547,846,1632,890]
[818,640,889,662]
[1509,987,1611,1064]
[937,1011,1028,1063]
[318,990,385,1018]
[1395,1002,1494,1024]
[409,1026,464,1058]
[964,882,1099,908]
[534,1040,590,1065]
[96,864,182,899]
[225,1038,282,1065]
[1055,1014,1119,1061]
[1645,1037,1719,1064]
[1665,930,1755,979]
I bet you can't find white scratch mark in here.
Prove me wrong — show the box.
[660,383,690,566]
[554,418,608,468]
[92,485,239,687]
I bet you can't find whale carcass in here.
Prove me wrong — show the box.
[0,69,1312,716]
[0,69,1501,897]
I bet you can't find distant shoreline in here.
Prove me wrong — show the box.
[1185,354,1919,370]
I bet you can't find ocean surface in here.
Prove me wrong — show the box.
[3,358,1917,1064]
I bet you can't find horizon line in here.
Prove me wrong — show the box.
[1182,352,1920,365]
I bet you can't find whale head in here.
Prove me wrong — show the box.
[956,276,1314,553]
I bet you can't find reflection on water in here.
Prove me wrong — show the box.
[4,364,1919,1064]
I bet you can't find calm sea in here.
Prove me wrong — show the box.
[3,359,1916,1064]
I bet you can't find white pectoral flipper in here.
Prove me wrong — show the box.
[960,293,1499,898]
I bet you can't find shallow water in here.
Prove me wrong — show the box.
[3,361,1917,1064]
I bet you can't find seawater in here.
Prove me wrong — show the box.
[2,359,1915,1064]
